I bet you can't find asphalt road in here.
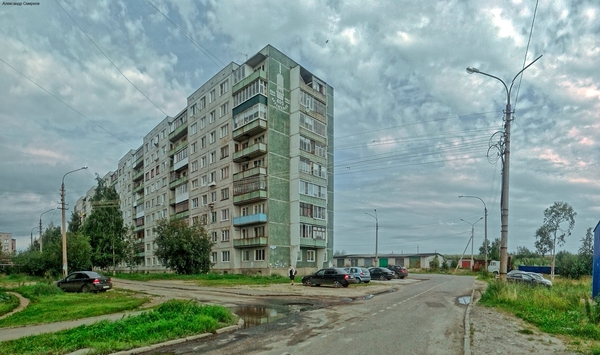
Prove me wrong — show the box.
[141,274,475,355]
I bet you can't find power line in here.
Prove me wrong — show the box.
[54,0,169,118]
[514,0,539,113]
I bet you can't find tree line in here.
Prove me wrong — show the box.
[4,177,214,277]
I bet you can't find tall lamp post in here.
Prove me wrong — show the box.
[39,208,55,253]
[365,209,378,267]
[466,55,542,280]
[461,217,483,271]
[459,196,487,270]
[61,166,88,277]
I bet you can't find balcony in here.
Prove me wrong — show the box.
[233,237,268,248]
[169,142,188,157]
[170,210,190,220]
[232,69,267,93]
[169,123,188,142]
[169,175,188,189]
[233,190,267,205]
[133,182,144,194]
[233,118,267,142]
[132,169,144,182]
[232,143,267,163]
[173,157,188,171]
[233,167,266,182]
[299,237,327,248]
[233,213,267,227]
[133,155,144,169]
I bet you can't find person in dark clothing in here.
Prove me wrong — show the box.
[289,265,296,285]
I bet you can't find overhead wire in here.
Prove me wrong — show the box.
[513,0,539,113]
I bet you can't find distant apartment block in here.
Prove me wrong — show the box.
[78,45,334,275]
[0,232,16,254]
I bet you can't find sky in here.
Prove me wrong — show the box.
[0,0,598,258]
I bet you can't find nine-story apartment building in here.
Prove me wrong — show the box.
[77,45,334,275]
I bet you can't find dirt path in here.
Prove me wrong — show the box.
[0,292,29,321]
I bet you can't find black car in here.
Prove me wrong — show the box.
[56,271,113,293]
[368,267,395,280]
[386,265,408,279]
[302,268,357,288]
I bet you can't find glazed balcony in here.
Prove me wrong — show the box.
[232,213,267,227]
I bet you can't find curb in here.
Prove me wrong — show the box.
[463,288,477,355]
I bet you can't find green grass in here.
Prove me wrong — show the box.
[115,272,291,286]
[0,274,45,287]
[0,291,20,316]
[0,283,149,328]
[0,299,236,355]
[479,276,600,352]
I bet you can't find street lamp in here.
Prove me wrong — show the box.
[461,217,483,271]
[39,208,55,253]
[61,166,88,277]
[466,55,542,280]
[365,209,378,267]
[459,196,487,270]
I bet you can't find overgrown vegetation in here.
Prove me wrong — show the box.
[479,277,600,353]
[0,299,235,355]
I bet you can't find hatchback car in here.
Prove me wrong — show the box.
[302,268,357,288]
[368,267,395,280]
[56,271,113,293]
[386,265,408,279]
[344,267,371,283]
[506,271,550,287]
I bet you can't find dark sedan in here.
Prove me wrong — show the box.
[302,268,357,288]
[386,265,408,279]
[56,271,113,293]
[368,267,395,280]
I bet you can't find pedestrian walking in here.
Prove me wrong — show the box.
[289,265,297,285]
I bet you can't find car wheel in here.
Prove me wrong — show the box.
[342,283,349,288]
[356,278,362,284]
[82,284,91,293]
[380,275,387,281]
[303,279,312,286]
[332,280,342,288]
[364,281,370,283]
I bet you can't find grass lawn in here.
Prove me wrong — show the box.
[479,276,600,354]
[0,299,236,355]
[0,291,20,317]
[0,282,149,328]
[115,271,291,286]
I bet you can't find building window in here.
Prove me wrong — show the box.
[221,166,229,180]
[199,96,206,110]
[192,179,199,189]
[209,151,216,164]
[201,136,206,148]
[254,226,265,237]
[209,131,216,144]
[209,89,215,103]
[297,252,302,261]
[202,195,208,206]
[307,250,316,262]
[220,124,229,138]
[200,116,206,129]
[255,249,265,261]
[192,198,199,209]
[242,250,251,261]
[211,231,218,242]
[221,208,229,221]
[191,142,197,154]
[221,229,229,241]
[220,102,229,117]
[190,160,198,172]
[211,192,217,202]
[200,155,207,168]
[209,110,215,123]
[190,122,197,135]
[222,251,230,262]
[220,145,229,159]
[211,211,217,223]
[211,252,217,263]
[220,80,229,96]
[221,188,229,200]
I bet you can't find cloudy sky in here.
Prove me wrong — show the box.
[1,0,598,258]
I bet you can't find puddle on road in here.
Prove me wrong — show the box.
[458,296,471,305]
[233,306,286,329]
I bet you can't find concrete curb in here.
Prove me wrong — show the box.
[463,288,477,355]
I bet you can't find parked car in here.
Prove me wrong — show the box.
[344,267,371,283]
[302,268,357,288]
[386,265,408,279]
[56,271,113,293]
[368,267,395,280]
[506,271,551,287]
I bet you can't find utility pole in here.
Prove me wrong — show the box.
[466,55,542,280]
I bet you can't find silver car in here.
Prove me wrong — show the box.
[344,267,371,283]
